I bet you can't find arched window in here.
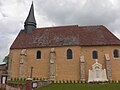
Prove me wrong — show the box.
[92,51,98,59]
[36,51,41,59]
[113,49,119,58]
[67,49,73,59]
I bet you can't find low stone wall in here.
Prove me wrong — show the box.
[5,80,50,90]
[37,80,51,87]
[6,83,25,90]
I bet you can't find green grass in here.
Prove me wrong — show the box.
[35,83,120,90]
[7,80,26,84]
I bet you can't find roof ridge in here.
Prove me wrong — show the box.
[22,25,105,31]
[35,25,79,30]
[79,25,104,28]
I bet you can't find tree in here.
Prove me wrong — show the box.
[3,55,9,70]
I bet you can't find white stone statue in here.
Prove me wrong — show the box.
[20,49,27,55]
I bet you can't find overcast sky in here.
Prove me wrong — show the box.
[0,0,120,62]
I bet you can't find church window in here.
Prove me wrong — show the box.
[92,51,98,59]
[113,49,119,58]
[67,49,73,59]
[36,51,41,59]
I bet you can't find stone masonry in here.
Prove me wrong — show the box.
[80,56,85,81]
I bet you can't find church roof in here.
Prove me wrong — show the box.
[10,25,120,49]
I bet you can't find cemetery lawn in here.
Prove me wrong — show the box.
[35,83,120,90]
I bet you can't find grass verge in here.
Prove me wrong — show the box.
[35,83,120,90]
[7,80,26,84]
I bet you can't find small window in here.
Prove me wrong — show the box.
[92,51,98,59]
[113,49,119,58]
[67,49,73,59]
[36,51,41,59]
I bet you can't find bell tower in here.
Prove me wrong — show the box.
[24,2,36,34]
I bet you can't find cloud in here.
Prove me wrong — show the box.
[35,0,120,33]
[35,0,120,40]
[0,33,17,62]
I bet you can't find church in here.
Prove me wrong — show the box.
[8,3,120,82]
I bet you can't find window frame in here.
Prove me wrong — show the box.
[92,50,98,59]
[36,50,41,60]
[67,49,73,59]
[113,49,119,58]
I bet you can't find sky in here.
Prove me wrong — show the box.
[0,0,120,62]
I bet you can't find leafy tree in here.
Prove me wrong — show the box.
[3,55,9,70]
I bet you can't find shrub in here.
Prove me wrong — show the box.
[23,78,26,81]
[66,80,69,83]
[63,80,65,83]
[42,78,45,80]
[17,78,19,81]
[59,80,62,83]
[77,80,79,83]
[73,80,76,83]
[36,78,39,80]
[20,78,23,81]
[33,77,36,80]
[11,78,13,81]
[39,78,42,80]
[70,80,72,83]
[14,78,17,81]
[112,80,115,83]
[118,80,120,83]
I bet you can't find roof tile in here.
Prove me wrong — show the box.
[10,25,120,49]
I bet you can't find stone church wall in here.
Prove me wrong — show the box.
[9,45,120,81]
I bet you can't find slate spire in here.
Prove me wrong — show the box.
[24,2,36,33]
